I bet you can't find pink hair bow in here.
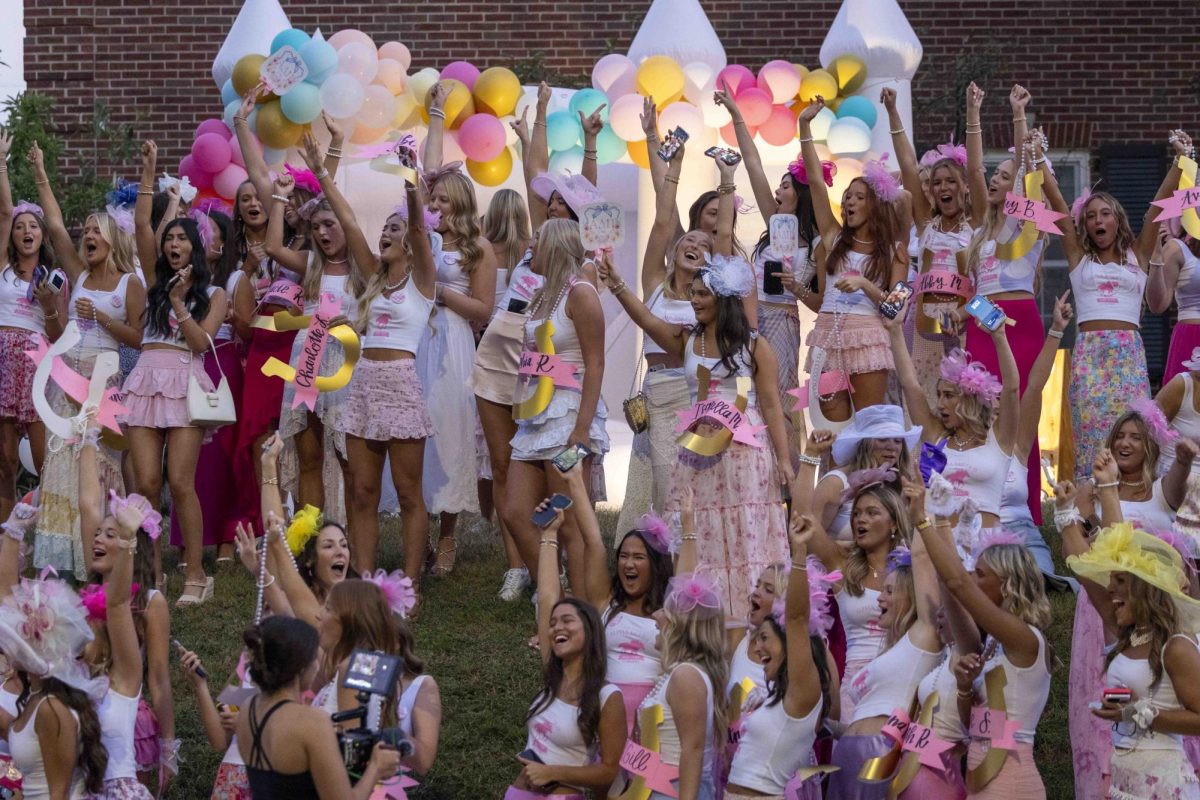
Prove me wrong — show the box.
[862,154,903,203]
[79,582,140,623]
[364,569,418,619]
[391,204,442,230]
[105,204,134,235]
[664,572,723,618]
[1131,397,1181,447]
[635,509,672,555]
[108,490,162,541]
[787,156,837,188]
[974,528,1024,557]
[934,139,967,168]
[12,201,44,220]
[939,348,1002,407]
[839,466,899,505]
[284,163,322,196]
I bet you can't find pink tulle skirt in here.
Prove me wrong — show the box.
[121,347,214,430]
[133,696,160,772]
[805,312,894,376]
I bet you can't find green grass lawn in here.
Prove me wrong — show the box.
[165,509,1079,799]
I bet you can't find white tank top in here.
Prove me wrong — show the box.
[847,631,942,722]
[522,279,597,372]
[1106,635,1197,751]
[70,271,135,351]
[942,429,1008,516]
[494,251,542,316]
[836,586,884,663]
[974,629,1051,744]
[643,284,696,357]
[819,251,879,316]
[726,696,822,794]
[1120,480,1176,533]
[1000,456,1034,527]
[602,609,662,686]
[9,695,84,799]
[727,634,766,694]
[683,332,756,406]
[304,270,356,319]
[97,688,141,780]
[1163,375,1200,476]
[0,684,16,758]
[362,282,435,353]
[525,684,621,766]
[822,469,853,545]
[974,234,1045,297]
[1069,255,1146,326]
[0,266,46,333]
[142,286,218,348]
[917,221,974,266]
[754,244,811,304]
[1172,240,1200,321]
[916,651,969,745]
[435,248,473,296]
[640,663,715,774]
[214,271,245,342]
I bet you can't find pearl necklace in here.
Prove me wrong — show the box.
[384,272,411,293]
[326,256,349,265]
[852,235,874,246]
[951,431,981,450]
[1129,628,1152,648]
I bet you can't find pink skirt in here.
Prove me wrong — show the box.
[121,347,214,430]
[0,327,42,424]
[966,740,1044,798]
[1164,322,1200,385]
[338,357,435,442]
[211,762,251,800]
[805,312,894,376]
[133,695,160,771]
[84,777,154,800]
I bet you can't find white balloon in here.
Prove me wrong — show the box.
[657,102,703,138]
[698,81,731,128]
[682,61,715,105]
[827,117,873,157]
[809,107,837,142]
[18,437,35,477]
[320,74,365,119]
[211,0,291,88]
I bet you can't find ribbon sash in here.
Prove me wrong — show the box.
[994,171,1046,261]
[913,267,972,299]
[970,706,1021,751]
[859,704,915,785]
[675,368,758,456]
[966,666,1011,791]
[261,294,361,408]
[517,351,581,390]
[674,395,765,448]
[27,322,127,439]
[1152,155,1200,238]
[915,249,971,337]
[512,319,558,420]
[619,742,679,797]
[618,705,672,800]
[1003,192,1067,234]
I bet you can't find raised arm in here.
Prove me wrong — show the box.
[320,114,345,180]
[713,156,737,257]
[0,130,13,250]
[535,503,565,664]
[232,86,274,202]
[260,435,322,626]
[783,516,823,719]
[883,87,929,227]
[989,320,1021,456]
[108,496,146,698]
[299,133,375,274]
[422,82,450,175]
[1135,130,1192,268]
[263,173,308,274]
[567,283,604,448]
[1014,292,1071,458]
[526,83,552,231]
[884,300,940,436]
[903,480,942,653]
[641,98,670,201]
[1054,480,1118,626]
[714,82,778,225]
[752,338,795,486]
[27,143,87,281]
[642,143,686,295]
[134,141,162,281]
[1163,439,1196,511]
[579,105,604,187]
[405,180,437,298]
[796,100,840,248]
[966,83,989,224]
[561,460,610,609]
[1038,138,1085,269]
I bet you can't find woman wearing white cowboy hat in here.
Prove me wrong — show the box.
[1154,345,1200,476]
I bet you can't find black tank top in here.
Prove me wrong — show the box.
[245,697,321,800]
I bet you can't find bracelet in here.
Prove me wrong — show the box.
[35,178,49,186]
[583,149,597,158]
[1033,157,1047,166]
[44,310,59,320]
[957,689,976,699]
[176,312,192,324]
[1012,116,1027,122]
[233,116,248,125]
[611,281,627,295]
[137,189,154,196]
[717,185,735,196]
[101,316,111,330]
[326,147,343,156]
[1149,259,1165,268]
[681,534,698,541]
[256,574,276,589]
[797,453,821,467]
[271,194,289,203]
[314,168,329,181]
[116,537,137,552]
[1047,328,1064,339]
[263,477,279,486]
[798,137,814,144]
[540,539,559,548]
[533,121,546,128]
[1054,507,1084,531]
[915,518,932,531]
[1094,480,1120,490]
[663,176,680,185]
[965,127,983,135]
[889,127,905,135]
[428,109,446,120]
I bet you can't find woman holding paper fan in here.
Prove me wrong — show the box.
[797,99,908,421]
[30,142,145,582]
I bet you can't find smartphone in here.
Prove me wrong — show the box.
[532,493,573,528]
[172,639,208,679]
[1103,687,1132,705]
[516,748,559,789]
[507,297,529,314]
[762,259,784,296]
[47,269,67,294]
[657,127,689,162]
[879,281,914,319]
[965,294,1006,332]
[551,443,588,473]
[25,265,47,302]
[704,145,741,166]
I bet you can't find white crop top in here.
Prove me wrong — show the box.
[142,286,218,347]
[942,430,1009,516]
[974,629,1050,745]
[97,688,141,780]
[683,332,756,406]
[526,684,621,766]
[361,281,435,353]
[726,696,822,794]
[836,587,885,664]
[819,251,879,316]
[1107,635,1197,751]
[644,284,696,357]
[304,271,357,319]
[822,469,854,545]
[755,244,811,304]
[0,266,46,333]
[1163,376,1200,476]
[727,634,766,694]
[1173,239,1200,321]
[917,221,974,266]
[847,631,941,723]
[71,271,135,351]
[603,609,663,686]
[435,248,473,297]
[1069,256,1146,326]
[214,270,245,342]
[640,663,715,774]
[1000,456,1034,527]
[916,651,969,745]
[1120,480,1176,535]
[974,235,1045,297]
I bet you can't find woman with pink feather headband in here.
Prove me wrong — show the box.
[0,129,66,525]
[30,141,145,583]
[797,98,909,421]
[1041,129,1192,480]
[1148,133,1200,384]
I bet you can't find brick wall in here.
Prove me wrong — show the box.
[22,0,1200,182]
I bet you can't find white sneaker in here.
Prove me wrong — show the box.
[499,568,530,602]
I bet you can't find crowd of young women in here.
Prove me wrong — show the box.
[0,71,1198,799]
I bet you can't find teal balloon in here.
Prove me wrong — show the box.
[270,28,310,55]
[280,82,322,124]
[549,146,585,176]
[225,100,258,132]
[836,95,878,129]
[568,88,609,123]
[595,125,624,165]
[262,147,287,166]
[546,110,581,152]
[299,37,339,85]
[220,79,239,107]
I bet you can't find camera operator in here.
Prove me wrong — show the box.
[236,617,401,799]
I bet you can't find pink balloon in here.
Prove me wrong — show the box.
[179,155,214,191]
[735,87,772,127]
[756,60,802,104]
[375,58,406,94]
[716,64,756,96]
[213,163,250,201]
[328,28,375,52]
[378,41,411,71]
[229,131,261,168]
[758,104,797,146]
[457,113,506,162]
[195,118,231,141]
[720,121,754,148]
[192,132,232,173]
[440,61,480,91]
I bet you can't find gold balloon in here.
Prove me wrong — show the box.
[256,99,303,150]
[627,139,650,169]
[232,54,267,97]
[635,55,685,105]
[391,93,422,130]
[425,79,474,129]
[466,147,513,187]
[831,55,868,94]
[351,123,388,145]
[473,67,521,117]
[798,69,838,104]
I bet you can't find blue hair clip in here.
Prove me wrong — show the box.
[106,180,139,209]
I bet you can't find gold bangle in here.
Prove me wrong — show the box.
[915,518,932,531]
[263,477,279,486]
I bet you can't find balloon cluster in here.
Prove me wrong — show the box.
[179,118,253,205]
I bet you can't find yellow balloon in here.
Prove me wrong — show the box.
[256,100,303,150]
[466,147,513,187]
[232,54,267,97]
[392,93,421,129]
[831,55,868,94]
[798,69,838,104]
[636,55,685,105]
[426,79,474,129]
[473,67,521,117]
[627,139,650,169]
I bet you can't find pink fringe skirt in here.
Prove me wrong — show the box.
[805,312,894,376]
[0,327,42,424]
[121,347,214,430]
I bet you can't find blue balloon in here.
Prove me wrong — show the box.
[835,95,878,129]
[220,79,239,107]
[546,110,581,152]
[270,28,310,55]
[222,99,241,130]
[568,88,609,123]
[280,82,322,124]
[299,37,339,85]
[262,147,287,167]
[549,146,585,176]
[595,125,624,165]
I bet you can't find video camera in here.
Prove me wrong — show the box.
[331,649,414,781]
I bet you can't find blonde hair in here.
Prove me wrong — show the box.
[433,173,484,275]
[1106,410,1161,488]
[1077,192,1136,263]
[483,189,531,278]
[927,160,971,227]
[664,230,713,299]
[530,219,587,315]
[965,157,1046,292]
[842,485,912,597]
[659,608,729,739]
[301,199,367,303]
[81,212,136,275]
[978,544,1052,631]
[938,379,993,440]
[353,212,428,335]
[1105,576,1178,689]
[883,565,917,649]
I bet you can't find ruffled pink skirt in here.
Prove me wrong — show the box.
[121,347,214,430]
[84,777,154,799]
[805,312,894,376]
[338,357,435,442]
[133,696,159,771]
[0,327,42,424]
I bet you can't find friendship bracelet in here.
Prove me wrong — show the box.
[1094,480,1120,490]
[35,179,49,186]
[428,109,446,120]
[263,477,279,486]
[233,116,248,125]
[957,689,976,699]
[583,149,597,159]
[314,168,330,181]
[1047,328,1064,339]
[797,453,821,467]
[1149,260,1165,268]
[889,127,905,135]
[533,121,546,128]
[717,185,735,196]
[271,194,289,203]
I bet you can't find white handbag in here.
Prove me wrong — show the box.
[188,334,236,426]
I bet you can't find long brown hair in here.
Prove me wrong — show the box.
[1104,575,1178,689]
[526,599,609,747]
[842,485,911,597]
[17,675,108,793]
[825,178,901,288]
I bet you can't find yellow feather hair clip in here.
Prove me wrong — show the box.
[286,505,324,556]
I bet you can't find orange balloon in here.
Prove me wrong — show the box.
[350,123,389,145]
[627,139,650,169]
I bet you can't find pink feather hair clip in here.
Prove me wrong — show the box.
[861,154,903,204]
[925,137,967,169]
[940,348,1002,407]
[284,163,322,196]
[635,509,673,555]
[787,156,837,188]
[1130,397,1181,447]
[12,201,44,220]
[107,490,162,541]
[839,466,898,505]
[364,569,418,619]
[104,204,135,236]
[391,204,442,231]
[770,557,844,639]
[79,583,140,623]
[974,528,1024,558]
[1070,187,1093,228]
[664,572,723,618]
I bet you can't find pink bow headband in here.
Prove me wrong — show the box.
[788,156,837,188]
[840,466,899,505]
[108,490,162,541]
[664,572,722,618]
[920,138,967,169]
[974,528,1023,558]
[861,154,903,203]
[940,348,1002,407]
[12,201,44,220]
[284,163,322,196]
[363,570,418,619]
[78,583,140,623]
[1130,397,1181,448]
[104,205,134,236]
[635,509,672,555]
